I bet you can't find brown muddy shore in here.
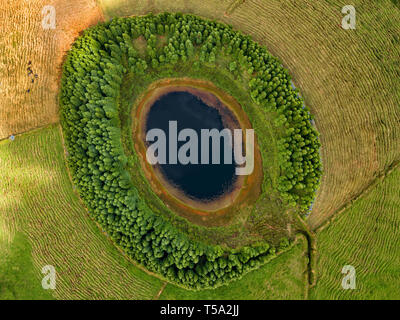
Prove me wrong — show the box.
[132,78,263,227]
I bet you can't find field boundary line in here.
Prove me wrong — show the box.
[294,216,317,299]
[94,0,106,17]
[0,122,60,143]
[224,0,246,16]
[153,282,168,300]
[313,158,400,234]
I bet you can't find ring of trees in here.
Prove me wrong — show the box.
[60,13,322,290]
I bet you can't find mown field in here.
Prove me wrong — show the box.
[0,0,399,299]
[0,232,54,299]
[310,167,400,300]
[0,126,163,299]
[0,0,103,140]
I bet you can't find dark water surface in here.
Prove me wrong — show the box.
[145,91,237,201]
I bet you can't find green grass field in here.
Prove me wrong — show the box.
[0,126,163,299]
[310,167,400,300]
[0,0,399,300]
[0,232,54,299]
[160,236,308,300]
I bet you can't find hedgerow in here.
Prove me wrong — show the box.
[60,13,321,289]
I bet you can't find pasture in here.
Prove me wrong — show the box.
[310,167,400,300]
[0,126,163,299]
[0,0,399,299]
[0,0,103,140]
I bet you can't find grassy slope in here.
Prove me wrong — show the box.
[0,0,398,300]
[0,126,163,299]
[310,168,400,300]
[0,232,54,300]
[160,236,308,300]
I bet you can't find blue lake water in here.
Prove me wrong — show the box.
[145,91,237,201]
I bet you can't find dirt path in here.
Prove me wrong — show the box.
[154,282,168,300]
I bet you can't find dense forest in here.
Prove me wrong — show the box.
[60,13,321,289]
